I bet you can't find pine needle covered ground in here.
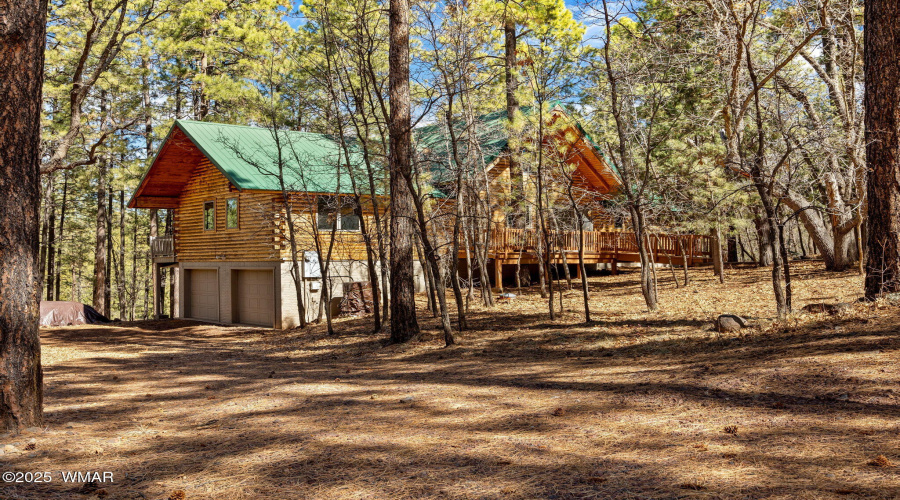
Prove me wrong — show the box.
[3,262,899,499]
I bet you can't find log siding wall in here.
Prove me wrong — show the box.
[174,159,381,263]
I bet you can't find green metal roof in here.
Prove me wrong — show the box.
[175,120,370,194]
[415,105,620,183]
[415,109,512,183]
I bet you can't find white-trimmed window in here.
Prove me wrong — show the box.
[317,196,360,231]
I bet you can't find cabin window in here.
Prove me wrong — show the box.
[203,201,215,231]
[317,196,336,230]
[340,201,361,231]
[317,196,360,231]
[226,198,238,229]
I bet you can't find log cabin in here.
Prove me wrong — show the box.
[129,120,400,328]
[418,105,713,290]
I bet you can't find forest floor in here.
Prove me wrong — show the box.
[3,261,900,500]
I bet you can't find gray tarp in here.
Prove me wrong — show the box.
[40,301,110,327]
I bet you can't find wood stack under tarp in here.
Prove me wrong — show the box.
[40,301,111,327]
[339,282,374,316]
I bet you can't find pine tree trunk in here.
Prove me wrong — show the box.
[117,191,126,320]
[577,214,591,322]
[54,172,69,301]
[450,172,467,330]
[755,217,774,267]
[93,157,109,317]
[0,0,48,432]
[44,179,57,301]
[106,190,113,313]
[388,0,420,343]
[865,0,900,297]
[678,235,691,285]
[712,227,725,284]
[418,236,437,317]
[630,207,658,312]
[38,178,50,297]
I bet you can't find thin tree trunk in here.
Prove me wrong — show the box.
[449,173,467,330]
[418,236,438,317]
[38,177,51,298]
[106,190,113,313]
[712,227,725,284]
[666,239,680,288]
[93,151,109,317]
[131,201,138,320]
[44,178,57,301]
[797,221,807,258]
[856,221,864,275]
[577,215,591,322]
[778,223,793,311]
[630,207,658,311]
[462,212,475,305]
[755,217,774,267]
[54,172,69,300]
[678,235,690,286]
[117,191,126,319]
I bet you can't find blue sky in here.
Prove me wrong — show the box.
[282,0,624,45]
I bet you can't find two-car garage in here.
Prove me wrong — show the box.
[185,267,275,327]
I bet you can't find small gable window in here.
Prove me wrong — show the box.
[226,198,238,229]
[203,201,215,231]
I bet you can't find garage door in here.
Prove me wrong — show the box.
[236,270,274,327]
[188,269,219,322]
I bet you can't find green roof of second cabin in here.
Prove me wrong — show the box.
[415,106,622,194]
[415,109,512,176]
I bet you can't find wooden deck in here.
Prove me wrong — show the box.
[460,228,714,285]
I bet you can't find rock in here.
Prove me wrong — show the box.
[78,481,99,494]
[801,303,852,315]
[834,303,853,315]
[2,444,19,454]
[399,396,415,403]
[716,315,746,333]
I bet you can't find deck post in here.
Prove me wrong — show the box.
[152,262,161,320]
[575,262,582,280]
[688,235,695,267]
[611,260,618,275]
[494,259,503,293]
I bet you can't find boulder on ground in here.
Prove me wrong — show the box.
[716,314,747,333]
[801,302,852,316]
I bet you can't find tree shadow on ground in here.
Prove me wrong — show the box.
[4,265,894,499]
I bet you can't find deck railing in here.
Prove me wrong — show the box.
[150,235,174,259]
[487,228,713,262]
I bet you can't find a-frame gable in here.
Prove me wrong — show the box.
[128,125,210,209]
